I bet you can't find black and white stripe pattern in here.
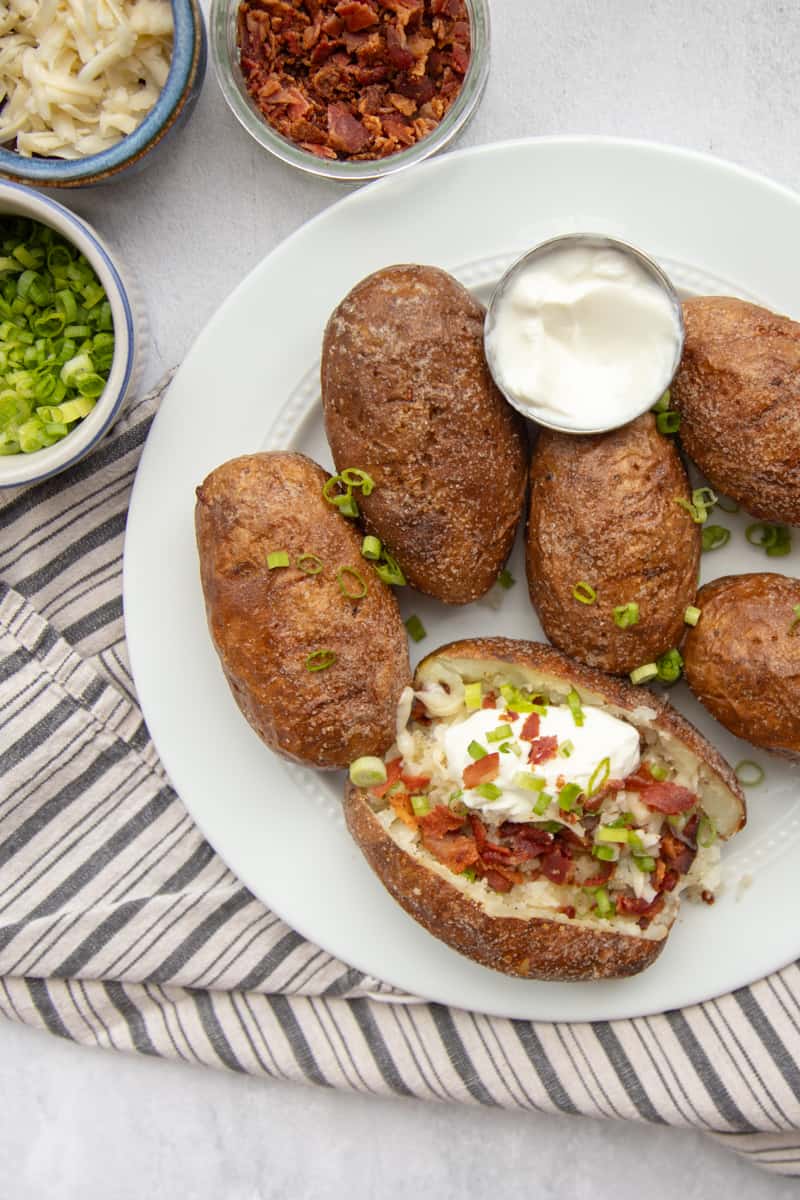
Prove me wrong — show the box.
[1,379,799,1177]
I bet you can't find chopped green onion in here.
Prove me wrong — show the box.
[533,792,552,816]
[449,789,463,804]
[702,524,730,552]
[596,825,632,844]
[558,783,583,812]
[735,760,765,787]
[267,551,290,569]
[467,741,487,761]
[404,614,427,643]
[613,602,639,629]
[592,844,618,862]
[373,550,406,587]
[464,682,482,711]
[410,794,431,817]
[652,389,671,412]
[684,605,701,626]
[656,648,683,683]
[697,815,717,847]
[513,772,546,792]
[648,762,669,782]
[296,553,324,575]
[587,756,610,797]
[361,535,382,561]
[746,522,791,557]
[656,410,681,434]
[566,687,584,727]
[593,886,615,917]
[349,756,387,788]
[630,661,658,685]
[558,740,574,758]
[497,568,515,590]
[322,475,345,505]
[461,867,477,882]
[633,855,656,872]
[305,649,336,672]
[667,812,689,832]
[486,724,513,743]
[675,487,717,524]
[337,566,368,600]
[475,782,502,801]
[335,492,360,519]
[340,467,375,495]
[572,581,597,605]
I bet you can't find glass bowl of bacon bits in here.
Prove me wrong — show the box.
[211,0,489,181]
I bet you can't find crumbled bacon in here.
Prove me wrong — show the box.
[369,756,402,797]
[237,0,471,162]
[481,691,497,709]
[400,769,430,791]
[462,752,499,789]
[638,782,697,814]
[519,712,540,742]
[419,805,463,838]
[389,790,417,829]
[526,736,559,766]
[483,868,514,894]
[423,832,479,874]
[539,846,574,885]
[660,832,696,876]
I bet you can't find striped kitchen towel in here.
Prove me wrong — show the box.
[1,376,799,1178]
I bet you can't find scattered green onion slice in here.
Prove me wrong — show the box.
[361,535,382,561]
[322,475,346,505]
[404,614,427,643]
[461,867,477,882]
[558,783,583,812]
[464,682,482,711]
[497,568,515,590]
[296,553,324,575]
[656,647,683,683]
[566,687,584,727]
[702,524,730,552]
[633,855,657,873]
[305,649,336,672]
[533,792,552,816]
[698,815,717,847]
[410,794,431,817]
[613,602,639,629]
[675,487,717,524]
[630,662,658,685]
[267,550,290,569]
[373,550,406,587]
[513,772,546,793]
[587,756,610,797]
[656,410,681,435]
[746,522,792,557]
[340,467,375,495]
[349,756,387,788]
[592,845,618,862]
[486,724,513,743]
[735,760,765,787]
[337,566,368,600]
[684,605,701,626]
[467,741,487,761]
[596,825,632,844]
[593,886,615,917]
[475,782,502,801]
[652,389,671,413]
[335,492,360,519]
[572,581,597,605]
[558,739,574,759]
[648,762,669,782]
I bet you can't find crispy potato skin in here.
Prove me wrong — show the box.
[673,297,800,523]
[321,265,528,604]
[525,414,701,674]
[344,784,664,981]
[684,573,800,758]
[344,637,743,981]
[195,452,411,769]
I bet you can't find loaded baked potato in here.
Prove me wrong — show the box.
[321,264,528,604]
[683,572,800,758]
[673,296,800,523]
[525,414,701,675]
[195,451,411,769]
[345,638,745,981]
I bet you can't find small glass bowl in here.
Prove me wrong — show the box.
[210,0,490,183]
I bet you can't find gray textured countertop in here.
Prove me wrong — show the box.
[4,0,800,1193]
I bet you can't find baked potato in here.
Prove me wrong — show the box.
[195,451,411,769]
[345,638,745,981]
[683,572,800,758]
[672,296,800,523]
[321,264,528,604]
[525,413,701,675]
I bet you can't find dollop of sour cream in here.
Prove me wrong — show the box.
[439,704,641,821]
[485,242,681,431]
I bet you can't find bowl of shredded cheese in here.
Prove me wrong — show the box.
[0,0,206,186]
[0,180,144,486]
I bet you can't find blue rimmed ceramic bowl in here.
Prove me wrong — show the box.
[0,0,206,188]
[0,180,144,488]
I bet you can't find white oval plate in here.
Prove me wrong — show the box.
[124,137,800,1022]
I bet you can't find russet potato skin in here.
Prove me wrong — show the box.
[321,264,528,605]
[194,451,411,769]
[683,573,800,758]
[673,296,800,523]
[525,414,701,674]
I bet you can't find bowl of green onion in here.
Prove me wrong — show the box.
[0,180,142,488]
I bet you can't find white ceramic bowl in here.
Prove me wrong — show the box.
[0,181,144,488]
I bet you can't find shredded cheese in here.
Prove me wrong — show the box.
[0,0,174,159]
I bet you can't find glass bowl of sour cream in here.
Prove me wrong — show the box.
[484,234,685,435]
